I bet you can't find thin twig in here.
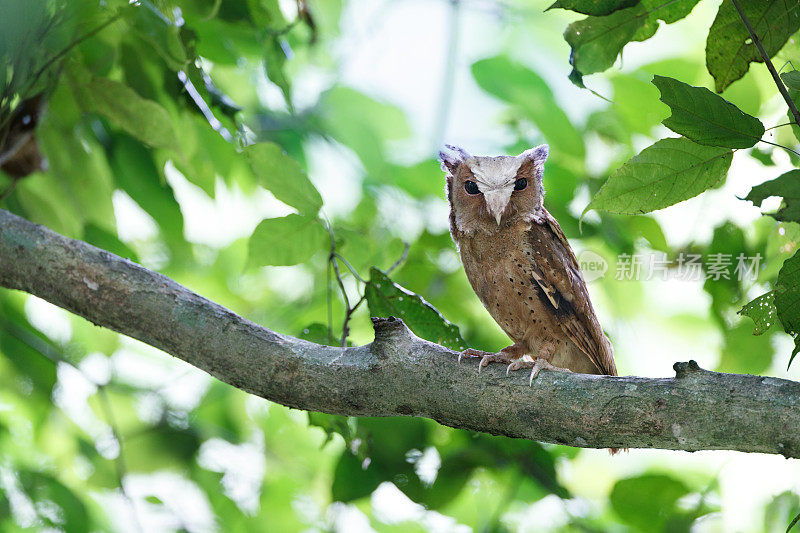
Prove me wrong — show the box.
[330,253,352,347]
[765,122,795,132]
[323,218,357,347]
[730,0,800,126]
[332,252,367,283]
[758,138,800,158]
[386,241,410,275]
[787,510,800,533]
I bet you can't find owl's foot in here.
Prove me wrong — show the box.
[505,358,572,385]
[459,346,524,373]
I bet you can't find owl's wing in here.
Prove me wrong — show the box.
[526,210,617,376]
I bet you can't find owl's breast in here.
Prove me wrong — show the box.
[458,226,556,344]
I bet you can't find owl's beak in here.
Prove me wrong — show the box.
[484,188,513,225]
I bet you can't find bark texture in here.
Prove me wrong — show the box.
[1,208,799,456]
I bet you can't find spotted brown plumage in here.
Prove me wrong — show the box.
[439,144,617,381]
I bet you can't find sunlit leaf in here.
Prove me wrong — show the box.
[109,134,188,257]
[318,87,409,175]
[775,251,800,336]
[471,56,584,159]
[610,474,690,531]
[764,491,800,533]
[264,37,292,107]
[130,1,187,70]
[248,213,327,266]
[124,425,201,472]
[585,138,732,215]
[18,470,90,533]
[0,294,58,397]
[77,76,179,151]
[653,75,764,148]
[366,268,467,351]
[706,0,800,93]
[745,170,800,223]
[82,223,139,262]
[565,0,700,84]
[739,292,777,336]
[547,0,640,16]
[245,142,323,215]
[298,323,336,346]
[720,321,774,374]
[781,71,800,91]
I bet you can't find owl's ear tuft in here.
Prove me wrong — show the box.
[517,144,549,166]
[438,144,472,174]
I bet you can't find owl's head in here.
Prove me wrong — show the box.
[438,144,549,235]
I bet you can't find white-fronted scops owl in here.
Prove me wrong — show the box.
[439,144,617,383]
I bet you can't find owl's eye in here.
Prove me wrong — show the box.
[514,177,528,191]
[464,181,481,195]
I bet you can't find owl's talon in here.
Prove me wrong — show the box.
[502,358,572,385]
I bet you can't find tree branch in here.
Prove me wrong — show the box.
[1,208,799,456]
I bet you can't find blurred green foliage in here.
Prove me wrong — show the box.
[1,0,800,530]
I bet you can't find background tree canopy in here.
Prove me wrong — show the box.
[3,0,800,531]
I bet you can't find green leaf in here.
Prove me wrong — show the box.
[18,471,90,533]
[565,0,700,83]
[739,292,777,335]
[565,4,647,83]
[78,76,179,151]
[0,294,58,398]
[781,71,800,91]
[246,0,287,28]
[318,87,410,175]
[264,37,292,107]
[245,142,323,215]
[706,0,800,93]
[298,323,337,346]
[653,75,764,148]
[775,250,800,336]
[124,425,201,472]
[548,0,640,16]
[610,72,670,136]
[109,135,189,258]
[775,251,800,367]
[764,491,800,533]
[82,223,139,263]
[37,124,117,232]
[130,1,187,70]
[610,474,690,531]
[720,321,775,374]
[308,412,355,445]
[471,56,584,159]
[248,214,327,266]
[585,138,733,215]
[745,170,800,223]
[750,147,775,166]
[331,446,382,502]
[365,268,468,351]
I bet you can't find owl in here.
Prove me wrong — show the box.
[439,144,617,384]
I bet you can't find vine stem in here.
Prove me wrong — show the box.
[730,0,800,126]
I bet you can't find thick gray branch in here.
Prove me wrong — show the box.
[1,208,799,456]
